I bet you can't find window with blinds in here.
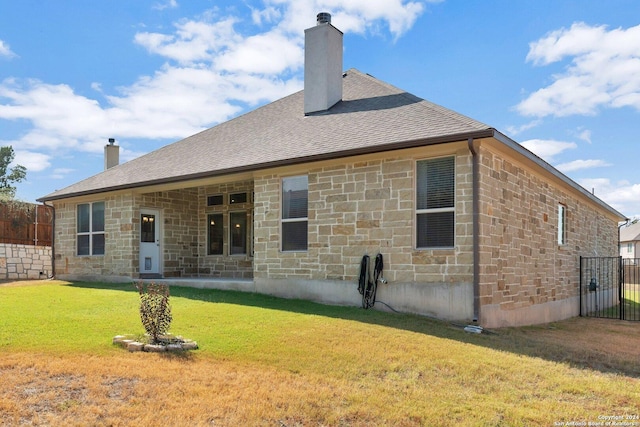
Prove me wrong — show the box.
[416,157,455,248]
[282,175,308,251]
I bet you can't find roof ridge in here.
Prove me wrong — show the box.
[346,68,489,130]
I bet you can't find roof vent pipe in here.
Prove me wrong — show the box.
[317,12,331,24]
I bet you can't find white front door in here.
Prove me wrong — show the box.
[139,209,161,275]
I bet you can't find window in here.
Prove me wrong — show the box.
[207,194,223,206]
[558,204,567,245]
[627,243,633,254]
[282,175,308,251]
[208,213,223,255]
[416,157,455,248]
[229,192,248,204]
[230,211,247,255]
[77,202,105,255]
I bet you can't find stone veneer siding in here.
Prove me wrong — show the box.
[253,143,476,320]
[196,181,254,279]
[476,142,620,327]
[53,194,137,281]
[53,187,254,281]
[0,243,52,280]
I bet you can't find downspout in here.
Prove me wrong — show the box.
[43,202,56,279]
[618,218,629,255]
[468,138,480,323]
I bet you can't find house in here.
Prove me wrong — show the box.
[620,220,640,259]
[38,13,626,328]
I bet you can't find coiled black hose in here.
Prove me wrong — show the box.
[358,253,383,309]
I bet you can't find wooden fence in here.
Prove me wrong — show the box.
[0,202,53,247]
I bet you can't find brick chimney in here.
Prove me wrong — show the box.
[104,138,119,170]
[304,12,343,115]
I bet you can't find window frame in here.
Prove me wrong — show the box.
[558,203,567,246]
[281,175,308,252]
[76,201,105,256]
[229,210,248,255]
[415,156,456,250]
[207,213,224,255]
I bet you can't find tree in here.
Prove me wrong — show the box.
[0,146,27,201]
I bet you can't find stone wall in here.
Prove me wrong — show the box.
[0,243,52,280]
[253,143,476,320]
[196,181,254,279]
[477,141,620,327]
[53,194,137,281]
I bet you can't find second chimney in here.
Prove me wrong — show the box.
[304,12,343,115]
[104,138,120,170]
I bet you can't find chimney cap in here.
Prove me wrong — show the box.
[108,138,115,145]
[316,12,331,25]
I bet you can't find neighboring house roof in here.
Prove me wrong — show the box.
[37,69,627,221]
[620,221,640,242]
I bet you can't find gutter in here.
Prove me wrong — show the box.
[467,138,480,323]
[38,129,496,202]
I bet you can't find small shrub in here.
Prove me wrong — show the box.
[135,282,172,344]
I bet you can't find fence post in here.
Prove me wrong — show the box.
[579,256,583,317]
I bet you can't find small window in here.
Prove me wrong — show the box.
[282,175,308,251]
[229,192,247,204]
[208,213,223,255]
[77,201,105,256]
[230,211,247,255]
[207,194,223,206]
[558,204,567,245]
[628,243,633,254]
[416,157,455,248]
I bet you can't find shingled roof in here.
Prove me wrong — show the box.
[38,69,493,201]
[620,221,640,242]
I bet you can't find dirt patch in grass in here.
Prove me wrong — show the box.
[493,317,640,376]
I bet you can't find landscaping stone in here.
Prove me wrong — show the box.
[113,335,199,352]
[127,342,145,352]
[144,344,167,352]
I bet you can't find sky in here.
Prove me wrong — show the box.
[1,0,640,218]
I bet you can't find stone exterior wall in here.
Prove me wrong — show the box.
[196,181,254,278]
[477,142,620,327]
[253,143,476,320]
[140,190,199,278]
[53,194,137,281]
[0,243,52,280]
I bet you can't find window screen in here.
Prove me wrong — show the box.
[416,157,455,248]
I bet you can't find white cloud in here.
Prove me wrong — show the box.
[153,0,178,11]
[556,159,610,173]
[50,168,75,180]
[14,150,51,172]
[0,40,16,58]
[519,138,576,161]
[505,119,542,136]
[576,129,591,144]
[517,22,640,117]
[579,178,640,217]
[0,1,425,177]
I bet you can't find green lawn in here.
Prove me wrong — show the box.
[1,280,639,426]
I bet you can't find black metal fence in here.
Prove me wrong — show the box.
[580,256,640,321]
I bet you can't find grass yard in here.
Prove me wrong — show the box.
[1,280,639,426]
